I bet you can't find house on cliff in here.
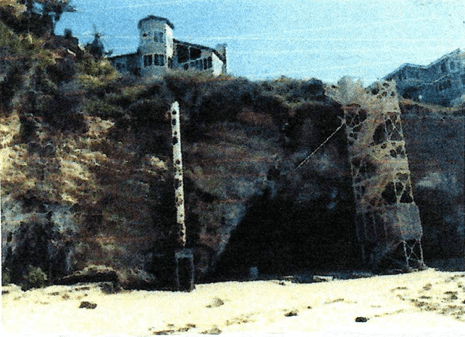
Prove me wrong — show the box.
[108,15,227,77]
[383,49,465,106]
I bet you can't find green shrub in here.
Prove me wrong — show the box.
[22,266,48,291]
[2,268,10,286]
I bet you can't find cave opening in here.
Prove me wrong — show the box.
[214,187,361,281]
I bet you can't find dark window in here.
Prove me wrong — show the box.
[144,54,152,67]
[207,57,212,69]
[438,79,451,91]
[154,32,164,43]
[190,47,201,60]
[116,63,126,72]
[203,58,207,70]
[154,54,165,66]
[177,45,189,63]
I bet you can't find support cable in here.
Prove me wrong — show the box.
[294,119,346,171]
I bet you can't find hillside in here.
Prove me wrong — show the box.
[1,2,464,290]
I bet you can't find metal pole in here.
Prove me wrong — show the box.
[170,101,186,248]
[170,101,194,291]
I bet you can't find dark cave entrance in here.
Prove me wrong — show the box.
[214,188,361,280]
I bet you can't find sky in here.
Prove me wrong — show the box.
[55,0,465,85]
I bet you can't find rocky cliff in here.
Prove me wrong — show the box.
[1,4,463,289]
[400,101,464,261]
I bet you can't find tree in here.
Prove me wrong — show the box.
[20,0,76,34]
[42,0,76,34]
[88,32,105,58]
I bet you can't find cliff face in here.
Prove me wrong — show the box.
[1,6,464,289]
[1,12,349,286]
[400,102,465,260]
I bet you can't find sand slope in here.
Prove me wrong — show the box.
[2,269,464,336]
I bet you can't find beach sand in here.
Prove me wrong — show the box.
[2,269,464,336]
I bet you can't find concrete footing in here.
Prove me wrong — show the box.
[175,248,195,292]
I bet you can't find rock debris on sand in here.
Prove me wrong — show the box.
[2,269,465,335]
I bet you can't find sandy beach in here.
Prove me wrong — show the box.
[1,268,465,336]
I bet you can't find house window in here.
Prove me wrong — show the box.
[154,32,164,43]
[190,48,201,60]
[154,54,165,66]
[178,45,189,63]
[131,67,141,76]
[207,57,212,69]
[438,79,451,91]
[144,54,153,67]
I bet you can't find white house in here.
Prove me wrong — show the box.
[383,49,465,106]
[109,15,227,78]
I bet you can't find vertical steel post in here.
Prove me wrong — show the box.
[170,101,186,248]
[170,101,195,291]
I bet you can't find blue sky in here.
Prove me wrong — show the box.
[55,0,465,85]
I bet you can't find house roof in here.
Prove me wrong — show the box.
[383,48,463,80]
[173,39,226,63]
[137,15,175,30]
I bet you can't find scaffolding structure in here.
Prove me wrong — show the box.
[341,81,425,271]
